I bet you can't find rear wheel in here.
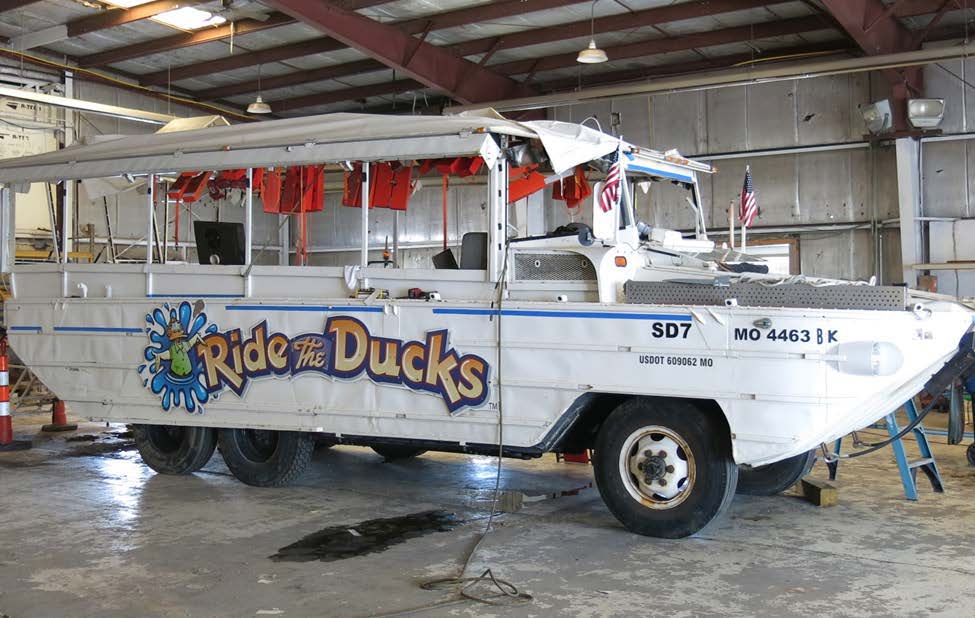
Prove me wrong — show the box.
[593,398,737,538]
[133,424,216,475]
[737,450,817,496]
[218,429,313,487]
[371,445,427,461]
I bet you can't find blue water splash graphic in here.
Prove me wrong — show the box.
[138,300,214,414]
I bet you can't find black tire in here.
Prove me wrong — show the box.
[967,443,975,467]
[593,398,737,538]
[218,429,314,487]
[371,444,427,461]
[133,424,217,475]
[736,449,817,496]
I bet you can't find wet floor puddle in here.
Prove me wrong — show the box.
[270,510,462,563]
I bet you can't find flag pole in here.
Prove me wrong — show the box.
[728,199,735,249]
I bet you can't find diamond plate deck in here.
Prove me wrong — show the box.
[624,280,910,311]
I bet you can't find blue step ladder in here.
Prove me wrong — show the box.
[826,398,944,500]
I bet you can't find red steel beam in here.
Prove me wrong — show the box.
[78,12,295,68]
[272,43,852,113]
[0,1,41,12]
[141,0,577,88]
[263,0,535,104]
[538,43,853,91]
[68,0,208,38]
[271,78,422,112]
[493,16,829,77]
[818,0,923,129]
[196,58,384,99]
[196,0,793,101]
[893,0,969,17]
[141,38,347,86]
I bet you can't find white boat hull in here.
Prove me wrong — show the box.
[7,264,972,466]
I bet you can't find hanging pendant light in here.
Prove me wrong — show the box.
[577,0,608,64]
[247,95,271,114]
[247,64,272,114]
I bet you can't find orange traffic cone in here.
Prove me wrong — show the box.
[42,399,77,432]
[0,330,31,451]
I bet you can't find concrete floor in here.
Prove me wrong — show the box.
[1,409,974,618]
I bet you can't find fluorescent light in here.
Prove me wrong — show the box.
[858,99,893,134]
[103,1,155,7]
[153,7,226,31]
[908,98,945,129]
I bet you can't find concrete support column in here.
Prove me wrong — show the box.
[895,137,922,288]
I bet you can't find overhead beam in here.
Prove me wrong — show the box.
[78,12,295,68]
[264,0,535,104]
[818,0,923,130]
[271,79,422,112]
[197,0,792,101]
[141,39,346,86]
[0,1,40,13]
[281,16,833,110]
[493,16,829,77]
[537,43,853,92]
[197,58,384,99]
[8,0,207,50]
[893,0,970,18]
[141,0,576,88]
[69,0,207,37]
[275,43,854,113]
[0,47,256,122]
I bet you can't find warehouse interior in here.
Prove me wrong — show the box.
[1,1,975,616]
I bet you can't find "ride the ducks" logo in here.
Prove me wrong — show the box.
[140,301,490,414]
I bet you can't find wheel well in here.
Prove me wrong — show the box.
[552,394,732,456]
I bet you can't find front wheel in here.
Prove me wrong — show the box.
[737,450,817,496]
[133,424,217,475]
[218,429,314,487]
[593,398,737,538]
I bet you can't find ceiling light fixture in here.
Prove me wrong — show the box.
[858,99,893,134]
[577,0,608,64]
[247,64,271,114]
[907,98,945,129]
[153,7,226,31]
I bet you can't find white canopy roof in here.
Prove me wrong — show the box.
[0,109,624,183]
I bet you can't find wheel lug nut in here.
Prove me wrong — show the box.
[657,479,667,487]
[658,450,667,458]
[637,462,644,471]
[666,465,675,473]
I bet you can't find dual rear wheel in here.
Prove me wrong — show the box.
[133,425,314,487]
[134,426,426,486]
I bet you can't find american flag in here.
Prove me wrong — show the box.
[739,165,758,228]
[599,145,622,213]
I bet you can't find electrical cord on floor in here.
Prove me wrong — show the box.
[372,238,531,617]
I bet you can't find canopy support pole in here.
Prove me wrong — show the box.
[360,163,370,269]
[245,168,254,265]
[146,174,154,297]
[442,174,448,251]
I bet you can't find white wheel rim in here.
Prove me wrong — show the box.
[618,425,695,510]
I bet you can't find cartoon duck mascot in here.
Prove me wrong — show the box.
[154,315,205,378]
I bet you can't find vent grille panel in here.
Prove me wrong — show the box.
[514,253,596,281]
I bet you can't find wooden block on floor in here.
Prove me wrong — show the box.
[801,478,838,507]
